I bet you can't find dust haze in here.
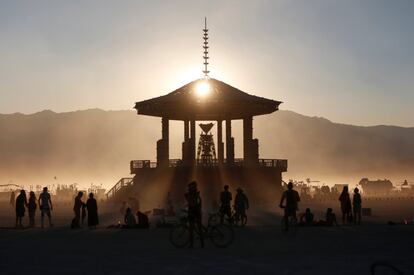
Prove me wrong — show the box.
[0,109,413,189]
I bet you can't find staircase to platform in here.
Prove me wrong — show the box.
[106,177,133,200]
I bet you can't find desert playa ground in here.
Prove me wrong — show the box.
[0,201,413,275]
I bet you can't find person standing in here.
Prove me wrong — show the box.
[28,191,37,227]
[185,181,203,248]
[219,185,232,224]
[234,188,249,224]
[279,181,301,231]
[339,186,352,225]
[38,187,53,228]
[10,191,15,209]
[86,193,99,229]
[15,190,28,228]
[72,191,85,229]
[353,188,362,225]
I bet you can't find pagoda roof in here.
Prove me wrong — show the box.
[134,78,282,121]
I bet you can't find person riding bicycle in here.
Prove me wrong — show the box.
[279,181,300,230]
[185,181,204,248]
[234,188,249,223]
[219,185,232,224]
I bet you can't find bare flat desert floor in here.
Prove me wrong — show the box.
[1,199,414,275]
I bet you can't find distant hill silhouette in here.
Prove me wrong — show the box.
[0,109,413,187]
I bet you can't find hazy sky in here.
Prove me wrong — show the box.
[0,0,413,126]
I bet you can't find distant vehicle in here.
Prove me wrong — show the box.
[359,178,393,196]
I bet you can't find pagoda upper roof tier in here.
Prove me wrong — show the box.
[134,78,282,120]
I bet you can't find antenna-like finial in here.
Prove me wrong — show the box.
[202,17,210,78]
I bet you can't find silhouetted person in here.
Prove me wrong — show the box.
[353,187,362,225]
[185,181,203,248]
[220,185,232,224]
[279,181,300,230]
[120,201,127,216]
[28,191,37,227]
[38,187,53,228]
[72,191,85,229]
[10,191,15,208]
[299,208,314,226]
[124,207,136,227]
[15,190,28,228]
[136,210,150,229]
[326,208,338,226]
[234,188,249,222]
[339,186,352,225]
[166,192,175,216]
[86,193,99,229]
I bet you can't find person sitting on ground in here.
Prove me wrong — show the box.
[353,187,362,225]
[136,210,150,229]
[219,185,232,224]
[15,190,28,228]
[299,208,314,226]
[123,207,137,228]
[325,208,338,226]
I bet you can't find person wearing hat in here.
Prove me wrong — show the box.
[185,181,203,248]
[279,181,301,230]
[234,188,249,225]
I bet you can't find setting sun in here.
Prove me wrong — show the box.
[195,81,210,97]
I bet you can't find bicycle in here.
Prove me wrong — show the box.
[279,206,298,235]
[208,208,247,227]
[169,210,235,248]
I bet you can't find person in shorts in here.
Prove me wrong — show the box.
[38,187,53,228]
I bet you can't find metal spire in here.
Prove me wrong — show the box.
[202,17,210,78]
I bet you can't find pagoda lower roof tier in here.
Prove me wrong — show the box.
[134,78,281,120]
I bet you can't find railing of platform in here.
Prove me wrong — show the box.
[130,158,287,170]
[106,177,133,200]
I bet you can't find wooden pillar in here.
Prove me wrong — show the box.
[184,120,189,141]
[157,117,169,167]
[243,116,253,163]
[217,120,224,164]
[226,119,234,164]
[182,120,190,164]
[190,119,196,164]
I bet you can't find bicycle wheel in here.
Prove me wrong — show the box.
[169,224,190,248]
[209,224,234,248]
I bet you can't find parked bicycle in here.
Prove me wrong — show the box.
[208,209,247,227]
[169,210,235,248]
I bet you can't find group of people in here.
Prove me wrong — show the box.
[11,187,53,228]
[71,192,99,229]
[219,185,250,224]
[279,181,363,229]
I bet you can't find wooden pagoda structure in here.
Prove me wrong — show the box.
[106,19,288,206]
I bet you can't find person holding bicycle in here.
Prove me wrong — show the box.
[234,188,249,224]
[185,181,204,248]
[279,181,300,231]
[219,185,232,224]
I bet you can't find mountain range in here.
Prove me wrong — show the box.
[0,109,413,188]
